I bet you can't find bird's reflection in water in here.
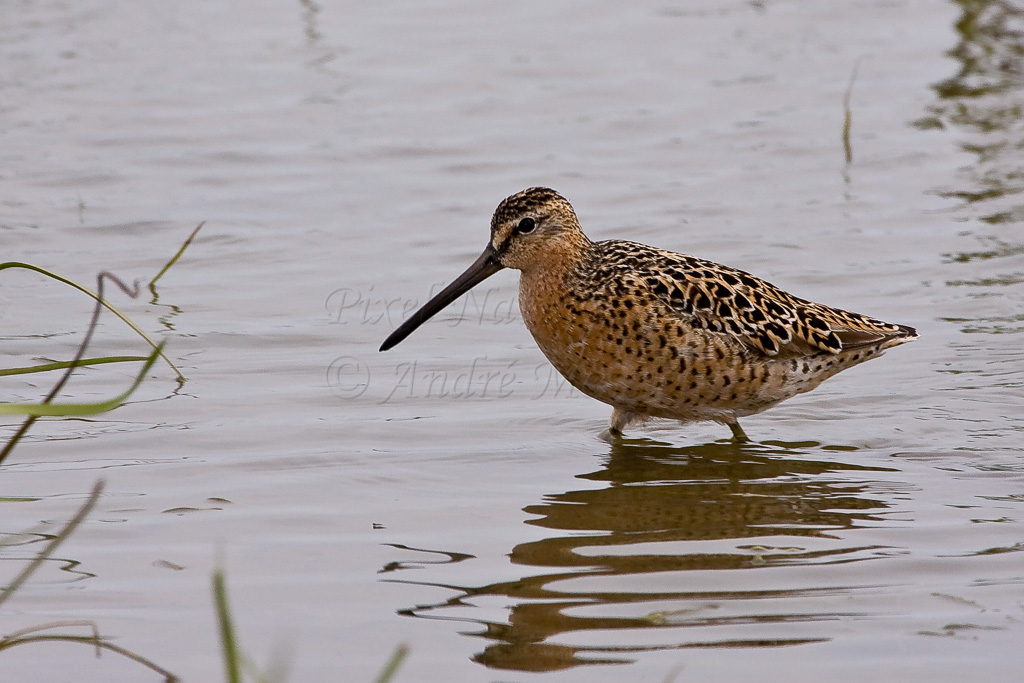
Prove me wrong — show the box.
[384,439,904,672]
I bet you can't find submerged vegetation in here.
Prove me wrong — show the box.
[0,481,180,681]
[0,224,406,680]
[0,227,200,680]
[0,223,202,463]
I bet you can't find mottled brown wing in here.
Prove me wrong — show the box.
[601,241,907,358]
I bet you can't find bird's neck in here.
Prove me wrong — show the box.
[521,229,592,281]
[518,232,591,326]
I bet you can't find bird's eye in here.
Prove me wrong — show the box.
[515,217,536,235]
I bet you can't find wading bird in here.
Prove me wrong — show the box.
[380,187,917,440]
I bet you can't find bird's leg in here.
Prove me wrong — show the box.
[727,420,749,442]
[609,407,637,436]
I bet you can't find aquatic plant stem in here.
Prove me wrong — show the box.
[0,482,181,681]
[842,60,861,166]
[150,221,204,298]
[0,261,182,380]
[0,480,103,610]
[0,273,149,464]
[374,644,409,683]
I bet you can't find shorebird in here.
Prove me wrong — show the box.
[380,187,917,440]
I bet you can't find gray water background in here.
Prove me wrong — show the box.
[3,1,1024,681]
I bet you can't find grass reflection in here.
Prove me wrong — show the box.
[914,0,1024,221]
[386,440,904,672]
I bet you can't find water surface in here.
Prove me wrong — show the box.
[3,1,1024,681]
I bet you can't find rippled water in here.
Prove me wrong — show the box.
[3,1,1024,681]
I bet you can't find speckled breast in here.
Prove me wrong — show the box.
[517,269,854,423]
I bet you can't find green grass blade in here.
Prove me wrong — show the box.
[0,356,149,377]
[0,344,163,416]
[0,262,183,381]
[374,644,409,683]
[212,568,242,683]
[150,222,203,295]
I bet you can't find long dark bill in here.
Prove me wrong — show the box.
[379,245,504,351]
